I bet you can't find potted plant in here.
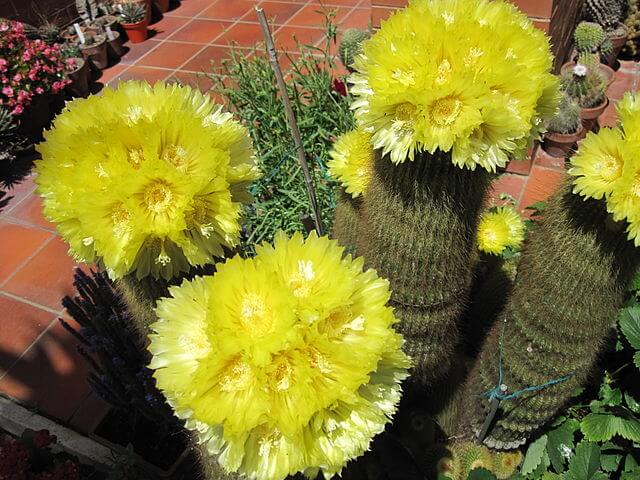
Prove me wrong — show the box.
[79,32,109,70]
[62,44,91,98]
[153,0,170,14]
[105,27,126,60]
[561,63,608,132]
[543,94,585,158]
[584,0,629,66]
[119,2,148,44]
[565,22,615,85]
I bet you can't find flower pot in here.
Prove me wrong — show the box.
[66,57,91,98]
[581,96,609,133]
[561,61,615,87]
[107,31,126,60]
[542,126,586,158]
[17,94,51,140]
[153,0,170,13]
[603,24,629,67]
[80,35,109,70]
[122,19,148,44]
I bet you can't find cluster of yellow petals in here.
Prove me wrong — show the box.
[148,232,410,480]
[349,0,558,171]
[569,93,640,245]
[328,129,375,198]
[35,81,261,279]
[477,206,525,255]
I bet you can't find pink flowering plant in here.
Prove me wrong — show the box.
[0,20,70,116]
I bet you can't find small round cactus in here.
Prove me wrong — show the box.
[547,94,581,135]
[338,28,370,72]
[574,21,606,52]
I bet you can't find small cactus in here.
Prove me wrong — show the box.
[584,0,627,32]
[119,2,146,24]
[547,94,581,134]
[75,0,99,21]
[561,64,607,108]
[574,21,606,52]
[338,28,370,72]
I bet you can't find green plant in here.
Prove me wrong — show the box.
[575,22,607,52]
[80,32,104,46]
[338,28,370,72]
[547,94,581,134]
[119,2,145,24]
[455,183,640,451]
[585,0,628,35]
[76,0,99,21]
[561,65,607,108]
[212,20,354,255]
[623,0,640,56]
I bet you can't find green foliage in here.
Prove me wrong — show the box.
[0,106,28,165]
[338,28,370,71]
[213,24,354,255]
[574,22,606,53]
[561,65,607,109]
[547,94,581,135]
[118,2,146,24]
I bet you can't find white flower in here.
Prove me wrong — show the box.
[573,64,588,77]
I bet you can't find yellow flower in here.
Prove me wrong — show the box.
[328,129,375,198]
[616,92,640,136]
[35,81,260,279]
[607,156,640,246]
[477,206,525,255]
[350,0,557,171]
[569,128,626,200]
[148,232,410,480]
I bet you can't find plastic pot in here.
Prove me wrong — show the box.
[542,126,586,158]
[561,61,615,87]
[80,34,109,70]
[66,57,91,98]
[122,19,148,43]
[107,31,126,60]
[580,96,609,133]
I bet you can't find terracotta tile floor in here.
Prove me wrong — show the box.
[0,0,638,433]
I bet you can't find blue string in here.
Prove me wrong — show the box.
[482,320,574,402]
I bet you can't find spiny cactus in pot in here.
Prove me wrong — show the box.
[623,0,640,57]
[561,63,608,132]
[335,0,558,390]
[119,2,148,43]
[543,93,585,157]
[584,0,630,64]
[454,92,640,450]
[338,28,370,72]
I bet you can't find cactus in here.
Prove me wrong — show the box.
[119,2,146,24]
[331,188,362,256]
[432,442,521,480]
[585,0,627,33]
[76,0,99,21]
[338,28,370,72]
[561,64,607,108]
[574,21,606,52]
[623,0,640,56]
[547,94,581,134]
[358,151,491,385]
[454,182,640,449]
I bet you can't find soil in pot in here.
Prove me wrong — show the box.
[543,126,586,158]
[66,57,91,98]
[93,408,189,475]
[80,34,109,70]
[581,96,609,133]
[122,19,149,44]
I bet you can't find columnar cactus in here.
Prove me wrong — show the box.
[574,21,606,52]
[455,182,640,449]
[331,189,362,256]
[585,0,626,32]
[338,28,370,72]
[75,0,99,21]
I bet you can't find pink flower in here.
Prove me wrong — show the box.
[35,87,44,94]
[12,73,22,82]
[11,104,24,115]
[2,86,14,97]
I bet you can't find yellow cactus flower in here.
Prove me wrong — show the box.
[35,81,260,279]
[328,129,375,198]
[477,206,525,255]
[349,0,558,171]
[148,232,411,480]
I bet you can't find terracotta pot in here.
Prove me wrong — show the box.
[66,57,91,98]
[581,96,609,132]
[542,126,586,158]
[603,23,629,67]
[107,31,126,59]
[122,19,148,44]
[561,61,615,87]
[153,0,170,13]
[80,34,109,70]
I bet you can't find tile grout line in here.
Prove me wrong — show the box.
[1,216,57,236]
[0,313,62,383]
[0,235,56,290]
[0,181,38,218]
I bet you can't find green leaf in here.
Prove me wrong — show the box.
[600,453,622,472]
[625,453,639,472]
[599,384,622,406]
[521,435,548,475]
[567,442,600,480]
[547,422,576,473]
[625,393,640,414]
[528,451,551,479]
[619,306,640,349]
[581,413,640,443]
[634,351,640,370]
[467,468,498,480]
